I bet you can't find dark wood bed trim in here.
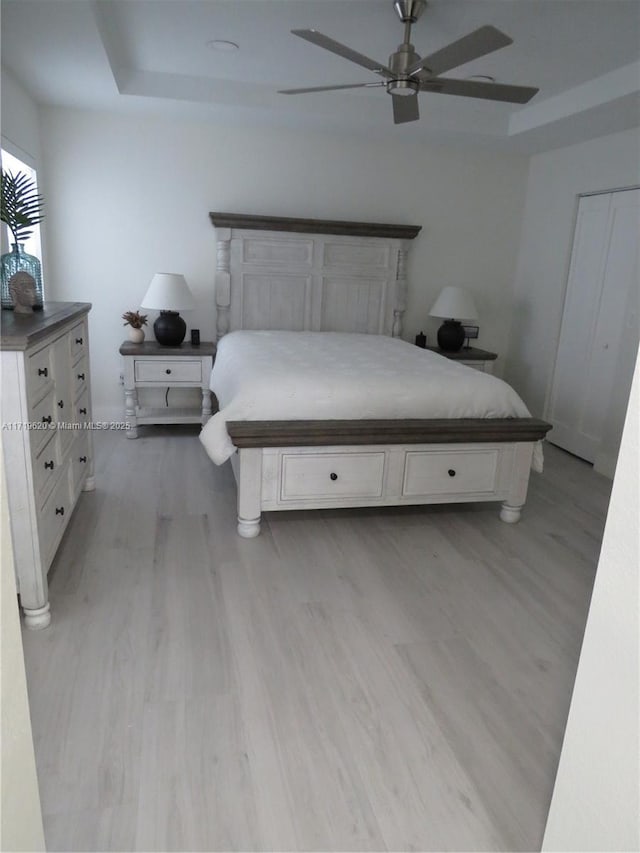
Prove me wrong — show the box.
[227,418,552,448]
[209,212,421,240]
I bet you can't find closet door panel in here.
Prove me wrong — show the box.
[547,194,610,460]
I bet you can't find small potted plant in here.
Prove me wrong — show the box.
[122,310,148,343]
[1,169,46,310]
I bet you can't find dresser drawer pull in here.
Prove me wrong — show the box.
[77,372,85,381]
[448,469,456,477]
[42,415,52,424]
[58,400,64,409]
[55,506,65,516]
[38,367,48,377]
[330,472,338,481]
[75,337,83,345]
[44,460,55,470]
[79,455,87,463]
[165,368,172,375]
[79,407,87,415]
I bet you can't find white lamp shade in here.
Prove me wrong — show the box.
[140,273,195,311]
[429,286,478,321]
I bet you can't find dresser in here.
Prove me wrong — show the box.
[1,302,94,629]
[425,345,497,373]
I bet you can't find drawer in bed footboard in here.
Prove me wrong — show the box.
[280,451,385,501]
[402,448,499,497]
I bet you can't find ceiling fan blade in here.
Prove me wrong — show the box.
[279,82,385,95]
[392,94,420,124]
[420,76,538,104]
[408,25,513,77]
[291,29,393,77]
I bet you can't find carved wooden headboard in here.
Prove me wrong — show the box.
[210,213,421,341]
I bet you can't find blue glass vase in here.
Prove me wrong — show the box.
[1,243,44,310]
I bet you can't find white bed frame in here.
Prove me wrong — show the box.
[210,212,550,538]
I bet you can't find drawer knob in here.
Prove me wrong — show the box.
[44,460,55,470]
[58,400,64,409]
[75,337,83,345]
[165,368,172,375]
[79,455,87,463]
[42,415,52,424]
[79,407,87,415]
[55,506,65,516]
[38,367,48,377]
[330,472,338,481]
[77,372,85,381]
[448,469,456,477]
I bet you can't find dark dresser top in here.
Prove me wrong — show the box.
[1,302,92,351]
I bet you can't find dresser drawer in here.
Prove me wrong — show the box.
[74,387,91,424]
[32,431,61,508]
[280,451,385,501]
[29,389,57,455]
[38,462,71,568]
[69,321,87,361]
[134,359,203,383]
[71,433,91,498]
[403,449,499,497]
[73,356,88,398]
[27,345,54,401]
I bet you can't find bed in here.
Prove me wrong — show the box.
[203,212,551,537]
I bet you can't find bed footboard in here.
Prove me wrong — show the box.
[226,418,551,537]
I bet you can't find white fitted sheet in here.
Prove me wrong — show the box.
[199,331,543,470]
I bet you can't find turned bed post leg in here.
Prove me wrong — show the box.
[499,442,534,524]
[236,448,262,538]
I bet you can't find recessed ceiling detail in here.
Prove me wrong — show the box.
[1,0,639,153]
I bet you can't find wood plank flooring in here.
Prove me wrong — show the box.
[21,428,612,852]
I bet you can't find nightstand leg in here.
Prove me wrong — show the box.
[201,387,212,423]
[124,386,139,438]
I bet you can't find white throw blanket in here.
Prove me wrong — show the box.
[200,331,543,470]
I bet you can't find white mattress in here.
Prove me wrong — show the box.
[199,331,543,470]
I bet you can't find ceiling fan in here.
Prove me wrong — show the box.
[278,0,539,124]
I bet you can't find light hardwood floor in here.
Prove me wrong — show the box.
[21,428,612,852]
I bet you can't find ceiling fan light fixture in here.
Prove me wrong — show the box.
[387,78,419,96]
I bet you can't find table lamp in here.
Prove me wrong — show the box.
[141,273,194,346]
[429,286,478,352]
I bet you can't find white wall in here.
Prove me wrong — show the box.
[39,107,528,419]
[505,127,640,417]
[542,352,640,852]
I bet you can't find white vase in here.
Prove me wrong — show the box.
[128,327,145,343]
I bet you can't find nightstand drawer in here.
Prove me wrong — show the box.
[403,449,499,496]
[134,359,203,383]
[280,451,385,501]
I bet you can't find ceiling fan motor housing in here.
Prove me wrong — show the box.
[387,42,421,95]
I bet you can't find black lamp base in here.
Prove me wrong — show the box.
[437,319,465,352]
[154,311,186,346]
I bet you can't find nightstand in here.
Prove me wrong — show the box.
[119,340,216,438]
[426,345,497,374]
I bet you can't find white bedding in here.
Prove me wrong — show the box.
[199,331,543,470]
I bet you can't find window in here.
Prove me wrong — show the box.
[1,147,43,265]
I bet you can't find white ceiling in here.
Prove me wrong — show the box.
[2,0,639,152]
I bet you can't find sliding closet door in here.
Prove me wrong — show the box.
[547,189,639,469]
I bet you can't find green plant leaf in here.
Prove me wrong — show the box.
[1,169,45,245]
